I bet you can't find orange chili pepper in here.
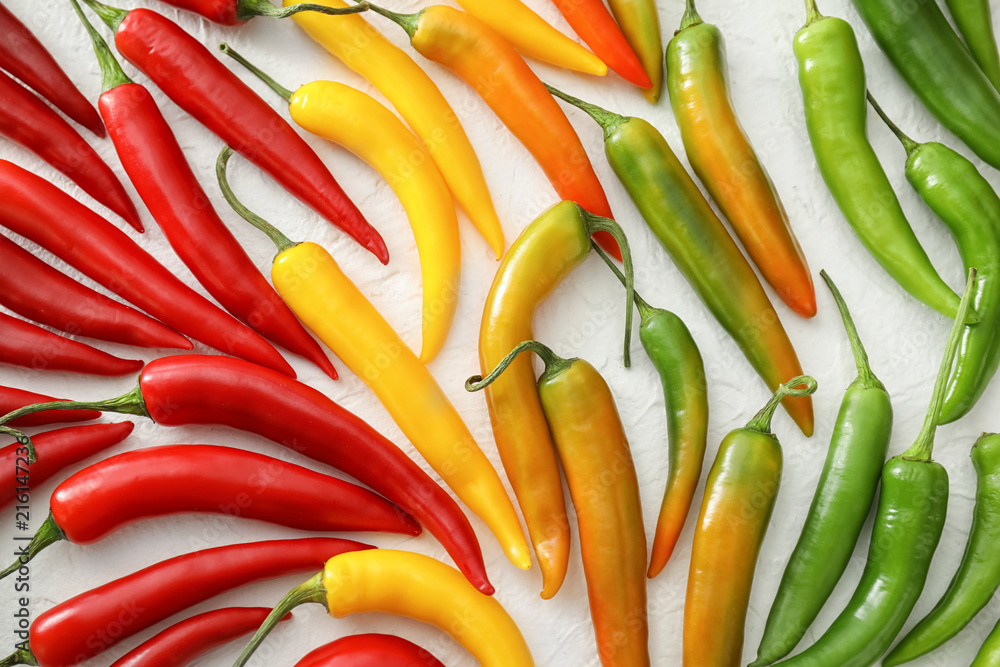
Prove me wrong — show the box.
[551,0,651,89]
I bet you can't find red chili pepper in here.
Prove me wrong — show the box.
[0,70,141,231]
[0,160,295,376]
[0,3,105,137]
[1,422,134,508]
[0,354,493,595]
[550,0,651,89]
[0,387,100,427]
[295,634,446,667]
[0,312,143,376]
[0,234,190,350]
[154,0,374,25]
[0,538,372,667]
[111,607,289,667]
[0,443,420,578]
[69,5,337,379]
[82,0,388,263]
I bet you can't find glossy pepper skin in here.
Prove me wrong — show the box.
[155,0,370,24]
[975,618,1000,667]
[220,47,460,363]
[0,538,372,667]
[551,0,651,88]
[772,270,977,667]
[0,354,493,595]
[0,234,190,350]
[0,160,294,376]
[81,0,387,263]
[478,200,635,598]
[111,607,286,667]
[866,97,1000,423]
[850,0,1000,170]
[1,422,134,509]
[944,0,1000,90]
[234,550,535,667]
[883,433,1000,666]
[667,0,815,318]
[0,387,100,428]
[750,271,892,667]
[0,312,143,377]
[0,444,419,578]
[368,3,622,260]
[284,0,505,259]
[0,3,104,136]
[684,376,818,667]
[606,0,663,102]
[0,70,140,231]
[793,1,966,324]
[294,634,445,667]
[548,87,813,436]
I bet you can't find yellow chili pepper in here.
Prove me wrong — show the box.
[217,147,529,570]
[283,0,504,259]
[220,45,460,363]
[233,549,535,667]
[454,0,607,75]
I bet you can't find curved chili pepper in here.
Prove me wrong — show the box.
[547,86,814,435]
[0,234,191,351]
[551,0,650,89]
[684,375,818,667]
[0,354,492,595]
[771,270,977,667]
[667,0,815,318]
[234,550,534,667]
[80,0,387,263]
[0,312,143,376]
[0,444,419,578]
[0,387,99,428]
[606,0,662,102]
[793,0,968,324]
[975,619,1000,667]
[217,146,527,572]
[1,422,134,509]
[944,0,1000,90]
[0,538,372,667]
[0,3,104,136]
[111,607,287,667]
[0,160,294,376]
[751,270,892,667]
[867,95,1000,423]
[220,46,460,363]
[0,70,141,231]
[469,341,648,666]
[295,634,445,667]
[282,0,504,259]
[882,432,1000,665]
[70,5,337,380]
[477,200,635,598]
[155,0,375,25]
[366,3,622,260]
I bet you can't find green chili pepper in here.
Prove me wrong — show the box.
[546,84,813,437]
[850,0,1000,170]
[974,614,1000,667]
[883,432,1000,666]
[866,94,1000,424]
[592,243,708,578]
[944,0,1000,91]
[750,270,892,667]
[684,375,818,667]
[771,269,978,667]
[793,0,967,325]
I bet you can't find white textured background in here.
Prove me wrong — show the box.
[0,0,998,665]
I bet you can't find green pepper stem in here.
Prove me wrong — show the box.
[903,267,978,461]
[580,209,635,368]
[0,426,35,464]
[591,241,656,321]
[804,0,823,25]
[466,340,573,392]
[233,572,327,667]
[820,270,885,391]
[545,84,628,138]
[745,375,819,434]
[69,0,132,92]
[0,515,65,581]
[866,92,920,154]
[219,43,293,103]
[363,1,419,39]
[236,0,370,21]
[216,146,299,255]
[679,0,703,31]
[0,385,148,426]
[80,0,128,32]
[0,646,36,667]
